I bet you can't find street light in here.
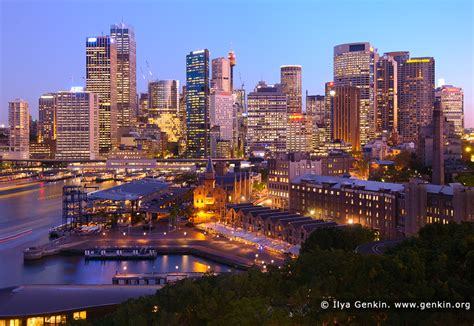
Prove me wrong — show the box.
[122,232,126,236]
[143,232,146,236]
[175,265,179,270]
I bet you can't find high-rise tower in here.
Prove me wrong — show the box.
[186,49,210,158]
[398,57,435,144]
[280,65,302,114]
[334,43,378,145]
[376,54,398,135]
[86,35,117,155]
[8,99,29,159]
[110,23,137,130]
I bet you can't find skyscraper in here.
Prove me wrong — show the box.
[86,35,117,155]
[55,89,99,160]
[376,54,398,135]
[38,94,56,145]
[110,23,137,130]
[332,86,361,151]
[210,91,234,142]
[306,93,326,151]
[8,99,29,159]
[147,80,181,142]
[247,82,287,156]
[398,57,435,144]
[435,85,464,137]
[334,43,378,145]
[38,93,57,157]
[211,57,231,93]
[432,101,444,185]
[280,65,302,114]
[324,82,336,143]
[186,49,210,158]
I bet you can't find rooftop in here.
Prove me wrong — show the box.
[88,179,168,201]
[293,175,405,192]
[0,285,158,317]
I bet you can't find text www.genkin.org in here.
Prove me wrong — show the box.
[320,300,471,311]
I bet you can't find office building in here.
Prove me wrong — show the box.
[334,43,378,145]
[86,36,117,155]
[286,113,311,153]
[8,99,29,159]
[210,91,234,142]
[268,151,353,209]
[55,89,99,160]
[398,57,435,144]
[376,54,398,135]
[37,94,57,158]
[332,86,361,151]
[280,65,302,114]
[435,85,464,137]
[306,94,327,151]
[110,23,137,130]
[211,57,231,93]
[186,49,210,158]
[290,175,474,239]
[247,82,287,156]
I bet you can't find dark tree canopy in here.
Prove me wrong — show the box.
[80,223,474,326]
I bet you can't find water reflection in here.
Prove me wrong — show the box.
[20,255,230,285]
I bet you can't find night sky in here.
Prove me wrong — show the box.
[1,0,472,126]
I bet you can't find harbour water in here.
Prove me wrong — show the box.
[0,178,228,287]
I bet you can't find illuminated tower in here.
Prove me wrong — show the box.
[228,50,236,91]
[110,23,137,130]
[86,35,117,155]
[332,86,361,151]
[280,65,302,114]
[376,54,398,135]
[247,81,287,156]
[8,99,29,159]
[38,93,57,157]
[334,43,378,145]
[435,85,464,137]
[398,57,435,144]
[55,89,99,160]
[186,49,210,158]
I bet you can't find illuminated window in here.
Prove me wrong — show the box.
[73,311,87,320]
[27,317,44,326]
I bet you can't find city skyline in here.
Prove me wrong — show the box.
[1,0,473,127]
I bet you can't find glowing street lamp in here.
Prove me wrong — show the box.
[175,265,179,270]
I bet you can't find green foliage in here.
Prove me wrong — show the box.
[300,224,376,253]
[455,172,474,187]
[85,223,474,326]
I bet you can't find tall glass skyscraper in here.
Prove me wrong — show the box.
[334,43,378,146]
[398,57,435,144]
[86,36,117,155]
[110,23,137,130]
[186,49,210,158]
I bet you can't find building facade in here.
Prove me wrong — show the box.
[435,85,464,138]
[280,65,302,114]
[376,54,398,135]
[186,49,210,158]
[147,80,181,143]
[110,23,137,130]
[247,82,287,156]
[55,90,99,160]
[38,94,56,158]
[8,99,29,159]
[211,57,231,93]
[334,43,378,145]
[268,152,353,209]
[398,57,435,144]
[86,36,117,155]
[332,86,361,151]
[289,175,474,239]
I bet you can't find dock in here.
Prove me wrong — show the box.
[85,248,157,260]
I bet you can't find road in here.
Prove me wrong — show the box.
[356,239,404,255]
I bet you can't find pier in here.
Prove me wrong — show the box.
[85,248,157,260]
